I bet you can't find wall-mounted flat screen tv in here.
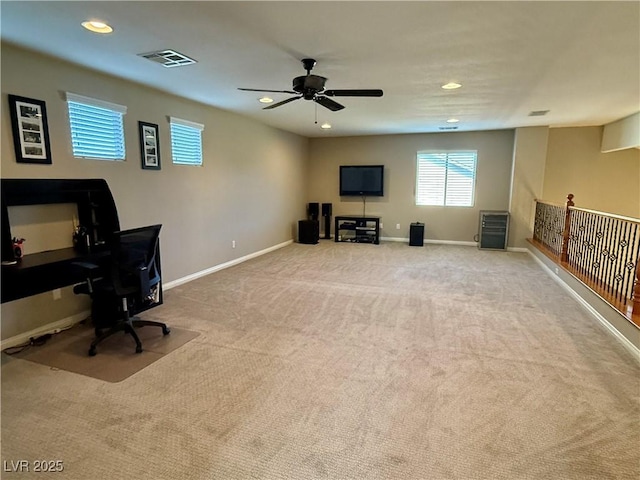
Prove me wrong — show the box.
[339,165,384,196]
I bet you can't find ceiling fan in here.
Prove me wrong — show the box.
[238,58,383,111]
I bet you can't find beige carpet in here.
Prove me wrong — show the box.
[11,323,200,383]
[1,241,638,479]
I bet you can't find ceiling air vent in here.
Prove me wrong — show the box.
[439,126,458,130]
[138,49,197,68]
[528,110,550,117]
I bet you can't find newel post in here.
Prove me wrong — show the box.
[560,193,574,263]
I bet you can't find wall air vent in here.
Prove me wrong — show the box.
[528,110,550,117]
[138,49,197,68]
[438,126,458,130]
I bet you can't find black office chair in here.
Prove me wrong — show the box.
[74,224,170,356]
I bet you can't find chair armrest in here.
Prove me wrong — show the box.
[136,265,151,298]
[72,261,101,273]
[72,261,102,295]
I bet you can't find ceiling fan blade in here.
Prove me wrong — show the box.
[263,96,302,110]
[238,88,298,94]
[323,89,384,97]
[314,96,345,112]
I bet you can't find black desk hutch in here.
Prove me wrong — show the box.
[1,178,121,303]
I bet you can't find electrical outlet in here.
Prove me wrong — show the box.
[396,223,401,230]
[232,240,236,248]
[554,267,559,275]
[379,222,383,229]
[52,288,62,300]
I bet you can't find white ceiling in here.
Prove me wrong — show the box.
[2,1,639,138]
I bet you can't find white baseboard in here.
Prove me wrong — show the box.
[380,236,409,242]
[1,310,90,351]
[425,239,477,247]
[380,236,478,247]
[382,238,525,251]
[163,239,293,290]
[527,250,640,362]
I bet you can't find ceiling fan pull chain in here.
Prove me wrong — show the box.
[315,102,318,124]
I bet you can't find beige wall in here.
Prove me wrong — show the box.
[544,127,640,217]
[1,43,308,340]
[509,127,549,248]
[308,130,515,242]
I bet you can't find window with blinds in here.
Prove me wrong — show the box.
[416,151,477,206]
[66,93,126,160]
[170,117,204,166]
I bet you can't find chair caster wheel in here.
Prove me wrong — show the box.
[162,326,171,335]
[136,346,143,354]
[89,347,97,356]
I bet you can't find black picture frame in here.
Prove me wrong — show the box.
[139,121,161,170]
[8,94,53,165]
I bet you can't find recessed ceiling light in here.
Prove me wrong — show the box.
[259,97,273,104]
[81,20,113,34]
[441,82,462,90]
[321,123,332,129]
[446,118,459,123]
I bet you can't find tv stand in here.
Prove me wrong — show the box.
[334,216,380,245]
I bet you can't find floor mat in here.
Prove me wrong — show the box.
[13,322,200,383]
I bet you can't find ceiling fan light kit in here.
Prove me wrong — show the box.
[239,58,383,113]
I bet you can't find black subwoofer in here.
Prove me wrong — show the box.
[298,220,319,244]
[409,222,424,247]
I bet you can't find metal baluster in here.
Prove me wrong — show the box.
[554,205,563,256]
[583,210,591,274]
[620,223,637,304]
[593,213,606,289]
[606,218,620,296]
[534,202,543,242]
[614,221,629,303]
[568,209,577,267]
[630,226,640,306]
[575,210,585,272]
[552,205,557,254]
[585,210,596,279]
[626,223,636,302]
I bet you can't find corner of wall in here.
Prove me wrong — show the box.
[601,112,640,153]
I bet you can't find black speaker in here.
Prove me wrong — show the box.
[298,220,319,244]
[308,202,319,220]
[409,222,424,247]
[322,203,332,216]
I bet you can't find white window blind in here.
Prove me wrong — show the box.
[66,93,126,160]
[170,117,204,166]
[416,151,477,206]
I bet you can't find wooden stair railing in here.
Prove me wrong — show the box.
[530,194,640,327]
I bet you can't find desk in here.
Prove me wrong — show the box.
[1,247,109,303]
[1,178,120,304]
[1,179,164,315]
